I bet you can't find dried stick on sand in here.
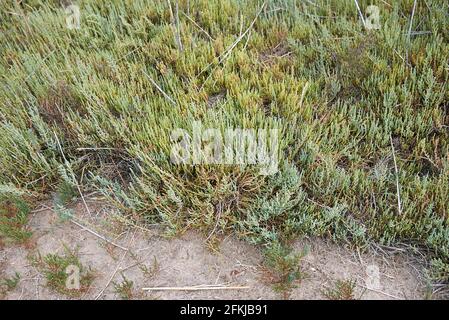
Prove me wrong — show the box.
[142,285,250,291]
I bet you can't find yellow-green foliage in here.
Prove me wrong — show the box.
[0,0,448,291]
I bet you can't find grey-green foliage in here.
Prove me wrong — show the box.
[0,0,448,290]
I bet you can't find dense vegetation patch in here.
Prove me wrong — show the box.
[0,0,448,294]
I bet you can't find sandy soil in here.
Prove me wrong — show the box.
[0,198,426,300]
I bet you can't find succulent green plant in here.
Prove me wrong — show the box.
[0,0,447,294]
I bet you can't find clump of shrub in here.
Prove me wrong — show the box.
[32,246,95,297]
[0,196,32,244]
[262,242,306,295]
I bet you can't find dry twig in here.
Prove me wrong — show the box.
[390,135,403,215]
[142,285,250,291]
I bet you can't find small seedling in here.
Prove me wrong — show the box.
[0,197,32,244]
[323,279,358,300]
[32,246,94,297]
[113,274,134,300]
[139,256,160,279]
[0,272,21,295]
[262,243,307,296]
